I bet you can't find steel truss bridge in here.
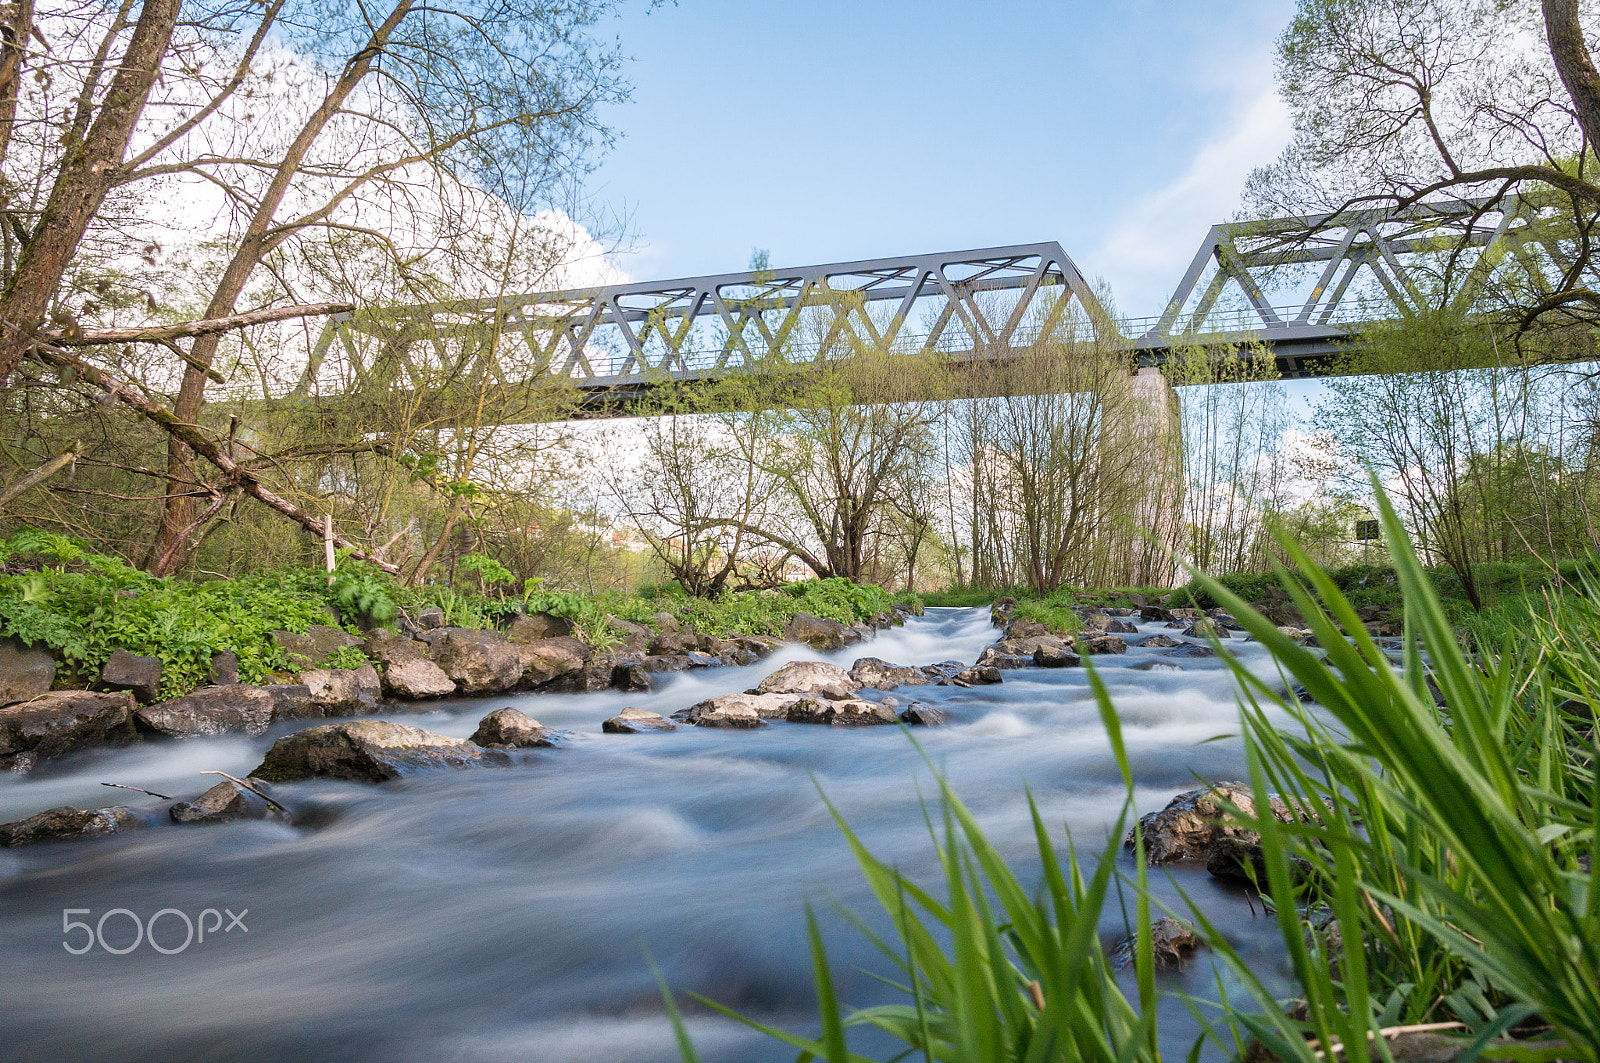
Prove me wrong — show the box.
[299,197,1571,414]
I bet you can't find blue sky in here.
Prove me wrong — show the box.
[586,0,1297,319]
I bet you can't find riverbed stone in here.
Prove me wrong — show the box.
[506,611,574,642]
[644,653,693,673]
[0,690,139,765]
[99,649,162,704]
[0,804,141,846]
[1033,642,1081,667]
[469,707,554,748]
[898,703,948,726]
[1002,617,1050,639]
[753,660,861,700]
[976,646,1031,669]
[381,657,456,699]
[1206,834,1316,887]
[652,611,679,633]
[515,636,588,689]
[1105,618,1139,634]
[263,683,316,721]
[433,629,523,694]
[207,651,240,686]
[415,607,446,630]
[785,696,897,726]
[1183,618,1232,639]
[1074,634,1127,655]
[169,779,284,825]
[1111,917,1202,971]
[364,629,428,669]
[136,685,276,737]
[672,693,767,728]
[1128,782,1294,864]
[783,612,851,650]
[0,637,55,708]
[611,660,652,692]
[299,667,380,716]
[273,625,361,669]
[647,629,699,655]
[921,660,966,681]
[605,616,652,652]
[1135,634,1181,648]
[251,720,487,783]
[951,665,1003,686]
[602,707,677,733]
[1164,643,1217,659]
[848,657,930,690]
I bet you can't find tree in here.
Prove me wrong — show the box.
[0,0,631,570]
[1250,0,1600,329]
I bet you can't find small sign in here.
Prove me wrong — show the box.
[1355,520,1380,541]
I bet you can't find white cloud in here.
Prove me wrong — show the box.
[1091,76,1292,317]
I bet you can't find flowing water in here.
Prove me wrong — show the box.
[0,608,1307,1063]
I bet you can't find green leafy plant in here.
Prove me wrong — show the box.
[321,645,371,671]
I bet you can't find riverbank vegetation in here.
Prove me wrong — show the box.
[0,527,911,699]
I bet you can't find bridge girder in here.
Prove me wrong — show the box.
[296,196,1579,414]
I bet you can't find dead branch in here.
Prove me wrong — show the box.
[0,441,81,510]
[37,301,354,347]
[100,781,174,800]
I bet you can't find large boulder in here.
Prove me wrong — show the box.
[0,805,141,846]
[250,720,488,783]
[786,697,897,726]
[432,629,523,694]
[976,646,1031,669]
[262,683,317,722]
[1183,618,1232,640]
[644,654,693,673]
[753,661,861,701]
[951,665,1003,686]
[0,691,139,767]
[670,693,771,728]
[1206,834,1316,887]
[298,667,381,715]
[921,660,966,681]
[272,625,361,669]
[611,660,652,693]
[1033,642,1081,668]
[514,636,588,689]
[848,657,930,690]
[469,707,554,748]
[381,657,456,699]
[99,649,162,704]
[363,629,428,669]
[1074,634,1127,655]
[0,637,55,708]
[1105,618,1139,634]
[1002,617,1050,640]
[170,779,285,825]
[136,685,276,738]
[783,612,850,650]
[602,707,677,733]
[605,616,652,653]
[505,611,574,642]
[1126,783,1294,864]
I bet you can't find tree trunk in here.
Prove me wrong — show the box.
[155,0,416,572]
[1544,0,1600,153]
[0,0,180,383]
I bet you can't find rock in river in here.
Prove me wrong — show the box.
[432,629,523,694]
[0,691,138,767]
[783,612,852,650]
[753,660,861,701]
[136,685,275,737]
[602,707,677,733]
[469,707,554,748]
[382,657,456,699]
[1126,782,1294,864]
[170,779,285,825]
[250,720,488,783]
[1,804,141,846]
[898,703,948,726]
[786,697,897,726]
[672,692,783,728]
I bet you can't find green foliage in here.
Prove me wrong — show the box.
[328,561,399,629]
[321,645,370,671]
[458,552,515,591]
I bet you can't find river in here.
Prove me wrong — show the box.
[0,607,1306,1062]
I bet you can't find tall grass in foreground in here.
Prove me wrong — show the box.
[662,483,1597,1063]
